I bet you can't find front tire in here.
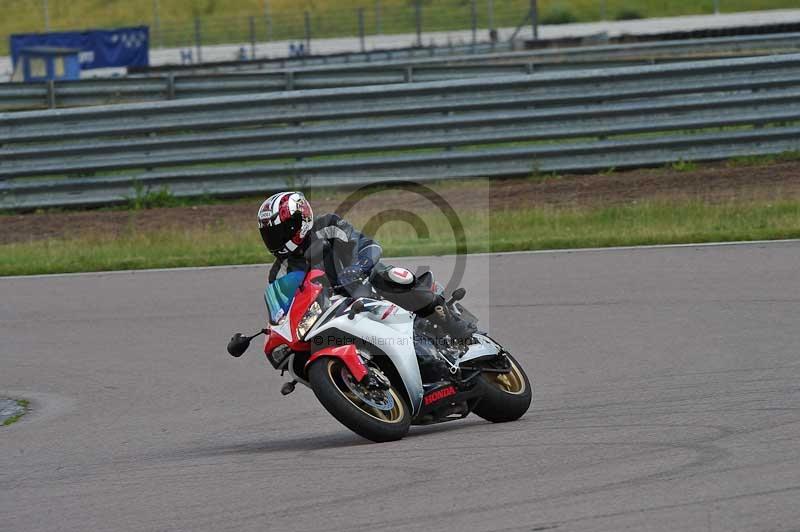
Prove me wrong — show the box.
[308,357,411,443]
[472,354,532,423]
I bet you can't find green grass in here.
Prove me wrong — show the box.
[540,7,579,25]
[1,0,798,54]
[614,7,645,20]
[2,198,798,276]
[670,159,698,172]
[726,150,800,167]
[2,399,29,427]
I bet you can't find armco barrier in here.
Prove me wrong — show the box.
[1,54,800,209]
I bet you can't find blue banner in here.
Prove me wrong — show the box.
[10,27,149,69]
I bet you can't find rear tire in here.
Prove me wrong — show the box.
[308,357,411,443]
[472,354,532,423]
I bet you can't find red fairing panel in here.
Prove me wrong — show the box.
[263,328,288,355]
[263,269,326,356]
[289,270,325,349]
[306,344,369,382]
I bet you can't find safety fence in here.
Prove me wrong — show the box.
[0,0,783,58]
[3,32,800,111]
[1,53,800,210]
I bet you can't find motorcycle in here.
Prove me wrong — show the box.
[227,240,532,442]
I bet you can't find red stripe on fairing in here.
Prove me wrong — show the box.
[381,304,396,320]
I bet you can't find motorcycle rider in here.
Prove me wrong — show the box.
[258,191,475,339]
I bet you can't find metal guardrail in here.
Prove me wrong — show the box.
[137,30,800,73]
[0,60,668,111]
[4,32,800,111]
[2,54,800,210]
[139,41,517,74]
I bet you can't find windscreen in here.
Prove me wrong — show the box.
[264,270,305,324]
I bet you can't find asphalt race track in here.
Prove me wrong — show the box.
[2,241,799,532]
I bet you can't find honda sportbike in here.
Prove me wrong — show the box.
[227,243,532,442]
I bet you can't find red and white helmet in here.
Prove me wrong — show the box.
[257,191,314,257]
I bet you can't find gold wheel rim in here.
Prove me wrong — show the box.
[485,358,526,395]
[326,359,406,424]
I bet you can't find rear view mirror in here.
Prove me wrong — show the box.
[227,333,251,357]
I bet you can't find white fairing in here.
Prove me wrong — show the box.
[459,333,503,364]
[307,300,425,414]
[270,315,293,343]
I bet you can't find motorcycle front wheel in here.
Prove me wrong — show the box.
[472,354,532,423]
[308,357,411,443]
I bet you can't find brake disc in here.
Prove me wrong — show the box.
[340,368,395,411]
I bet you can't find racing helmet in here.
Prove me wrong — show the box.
[257,191,314,257]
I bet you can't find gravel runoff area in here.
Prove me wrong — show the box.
[2,159,800,245]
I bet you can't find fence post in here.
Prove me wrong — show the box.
[713,0,720,14]
[304,11,311,54]
[470,0,477,45]
[46,80,56,109]
[358,8,366,52]
[152,0,163,47]
[166,73,176,99]
[264,0,274,41]
[529,0,538,41]
[414,0,422,47]
[375,0,382,34]
[249,16,256,59]
[42,0,50,31]
[193,17,203,63]
[487,0,494,36]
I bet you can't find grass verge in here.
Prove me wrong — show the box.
[2,399,29,427]
[1,198,798,276]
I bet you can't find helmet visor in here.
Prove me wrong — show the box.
[260,212,302,256]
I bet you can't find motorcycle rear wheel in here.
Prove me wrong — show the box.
[472,354,532,423]
[309,357,411,443]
